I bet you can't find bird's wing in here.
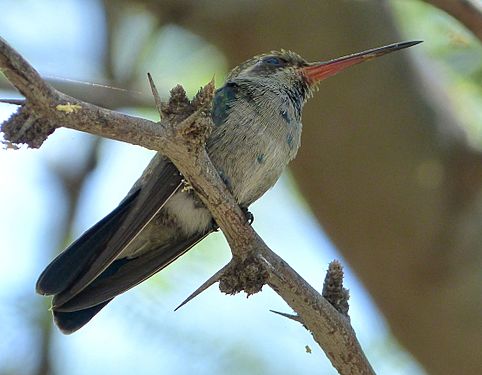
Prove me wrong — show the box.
[53,229,211,311]
[36,154,183,303]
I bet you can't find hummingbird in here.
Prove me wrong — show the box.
[36,41,421,333]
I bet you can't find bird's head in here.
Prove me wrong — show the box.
[227,41,422,103]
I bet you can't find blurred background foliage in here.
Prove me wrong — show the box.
[392,0,482,146]
[0,0,480,374]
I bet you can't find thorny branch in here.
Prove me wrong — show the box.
[0,37,374,375]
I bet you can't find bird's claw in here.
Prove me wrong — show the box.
[210,208,253,231]
[242,207,254,225]
[211,219,220,232]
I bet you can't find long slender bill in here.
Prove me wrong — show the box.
[302,41,422,83]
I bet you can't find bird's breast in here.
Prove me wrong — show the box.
[208,92,302,207]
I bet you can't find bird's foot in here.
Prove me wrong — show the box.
[241,207,254,225]
[181,178,194,192]
[211,219,220,232]
[210,207,254,231]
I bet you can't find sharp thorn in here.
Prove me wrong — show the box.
[174,264,229,311]
[270,309,304,324]
[0,98,25,105]
[147,72,163,119]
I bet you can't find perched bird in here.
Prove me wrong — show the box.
[36,41,421,333]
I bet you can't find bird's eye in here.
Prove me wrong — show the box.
[262,56,284,66]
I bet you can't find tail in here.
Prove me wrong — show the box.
[35,157,193,333]
[37,190,140,334]
[50,230,211,333]
[53,300,111,334]
[49,230,210,334]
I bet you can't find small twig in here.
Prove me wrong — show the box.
[0,98,25,105]
[270,310,304,325]
[175,264,229,311]
[147,72,163,118]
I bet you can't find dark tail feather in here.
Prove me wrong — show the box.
[51,231,212,333]
[53,300,112,334]
[36,189,140,296]
[54,231,211,312]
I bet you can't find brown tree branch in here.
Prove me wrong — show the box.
[421,0,482,42]
[0,76,153,109]
[0,37,374,375]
